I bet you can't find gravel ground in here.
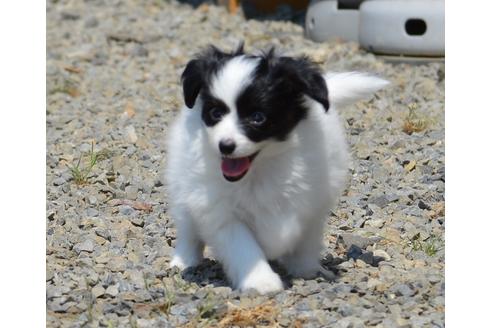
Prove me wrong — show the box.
[47,1,445,327]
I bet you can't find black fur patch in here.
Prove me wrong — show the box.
[236,50,329,142]
[200,90,230,127]
[181,45,329,140]
[181,44,245,109]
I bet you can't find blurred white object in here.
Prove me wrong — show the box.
[305,0,445,57]
[305,0,361,42]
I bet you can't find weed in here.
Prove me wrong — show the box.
[182,292,225,327]
[66,141,109,185]
[49,77,80,97]
[159,287,175,315]
[217,301,280,328]
[403,103,430,134]
[197,294,219,321]
[407,233,444,256]
[129,316,138,328]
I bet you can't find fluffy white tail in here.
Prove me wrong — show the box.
[325,72,389,108]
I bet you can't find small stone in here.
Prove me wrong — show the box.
[80,143,92,153]
[86,208,99,217]
[119,205,135,216]
[85,270,99,286]
[373,249,391,261]
[106,284,119,297]
[108,257,127,272]
[125,185,139,200]
[338,304,353,317]
[136,319,156,328]
[50,301,70,313]
[393,283,414,297]
[92,285,105,298]
[61,11,80,20]
[95,228,111,241]
[382,228,402,243]
[359,251,374,265]
[92,51,108,66]
[125,125,138,143]
[340,233,372,249]
[131,44,149,57]
[367,278,382,289]
[95,254,110,264]
[154,178,164,187]
[366,219,384,229]
[214,286,232,297]
[73,239,95,254]
[87,195,98,205]
[418,200,431,210]
[339,260,354,269]
[428,274,442,284]
[130,216,144,227]
[355,259,368,268]
[84,16,99,28]
[370,195,390,208]
[347,245,363,260]
[53,177,66,186]
[128,270,146,289]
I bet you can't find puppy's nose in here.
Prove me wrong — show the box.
[219,139,236,155]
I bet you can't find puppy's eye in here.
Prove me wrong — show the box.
[249,112,266,126]
[209,107,227,121]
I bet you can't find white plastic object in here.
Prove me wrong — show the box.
[305,0,360,42]
[358,0,444,56]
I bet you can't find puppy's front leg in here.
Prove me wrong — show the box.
[170,208,204,270]
[210,220,283,294]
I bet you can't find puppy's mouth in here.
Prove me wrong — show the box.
[221,152,259,182]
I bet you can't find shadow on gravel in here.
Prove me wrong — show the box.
[180,259,230,288]
[174,246,385,291]
[176,255,349,290]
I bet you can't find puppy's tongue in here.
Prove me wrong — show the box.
[221,157,251,177]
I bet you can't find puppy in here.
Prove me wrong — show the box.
[166,45,388,294]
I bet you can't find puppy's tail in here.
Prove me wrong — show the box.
[324,72,389,109]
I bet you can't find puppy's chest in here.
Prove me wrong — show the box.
[233,189,304,259]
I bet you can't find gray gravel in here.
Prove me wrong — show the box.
[47,0,445,327]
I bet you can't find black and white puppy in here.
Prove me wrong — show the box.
[166,45,388,294]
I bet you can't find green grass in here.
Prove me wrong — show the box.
[159,287,176,315]
[407,232,444,256]
[196,293,220,321]
[66,141,109,185]
[49,77,80,97]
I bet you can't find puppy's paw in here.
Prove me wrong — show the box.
[169,255,200,270]
[238,264,283,294]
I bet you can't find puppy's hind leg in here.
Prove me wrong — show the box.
[170,208,204,270]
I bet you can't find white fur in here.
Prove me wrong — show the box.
[325,72,389,108]
[166,67,388,294]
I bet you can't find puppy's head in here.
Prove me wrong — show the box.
[181,45,329,182]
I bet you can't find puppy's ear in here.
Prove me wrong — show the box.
[302,68,330,111]
[181,59,204,109]
[275,56,330,111]
[181,46,236,108]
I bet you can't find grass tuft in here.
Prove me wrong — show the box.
[407,233,444,257]
[66,141,109,185]
[159,287,175,315]
[49,77,80,97]
[402,103,430,134]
